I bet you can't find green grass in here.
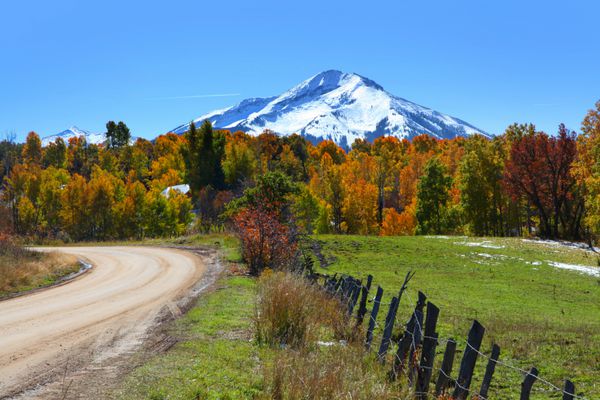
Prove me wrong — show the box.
[115,275,266,400]
[314,235,600,399]
[116,234,600,399]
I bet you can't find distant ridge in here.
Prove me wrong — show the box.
[41,126,105,146]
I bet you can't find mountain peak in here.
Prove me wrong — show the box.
[171,71,488,147]
[42,126,105,146]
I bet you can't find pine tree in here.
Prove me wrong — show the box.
[416,157,452,234]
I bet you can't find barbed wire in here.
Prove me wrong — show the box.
[327,275,584,400]
[403,289,585,400]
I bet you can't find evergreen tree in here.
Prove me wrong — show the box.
[416,157,452,234]
[105,121,131,148]
[183,120,226,197]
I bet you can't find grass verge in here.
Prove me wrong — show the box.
[0,238,80,298]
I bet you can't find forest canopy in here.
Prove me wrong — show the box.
[2,101,600,243]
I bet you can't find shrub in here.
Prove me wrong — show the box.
[234,205,298,275]
[254,271,347,349]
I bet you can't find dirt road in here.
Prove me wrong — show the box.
[0,246,206,398]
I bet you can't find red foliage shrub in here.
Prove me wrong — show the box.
[233,205,298,275]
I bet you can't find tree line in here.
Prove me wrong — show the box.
[1,101,600,243]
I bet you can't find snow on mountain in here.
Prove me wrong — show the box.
[41,126,105,147]
[171,70,488,148]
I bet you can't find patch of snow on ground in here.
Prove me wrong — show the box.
[476,253,494,258]
[425,235,450,239]
[522,238,600,253]
[455,241,505,249]
[546,261,600,277]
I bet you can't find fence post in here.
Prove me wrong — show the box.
[397,270,415,306]
[365,286,383,350]
[377,296,399,363]
[324,274,338,294]
[407,307,424,385]
[452,320,485,400]
[415,302,440,399]
[356,275,373,326]
[563,380,575,400]
[520,367,538,400]
[391,291,427,380]
[435,339,457,396]
[333,275,343,293]
[479,344,500,399]
[348,279,362,315]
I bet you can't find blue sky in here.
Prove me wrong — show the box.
[2,0,599,142]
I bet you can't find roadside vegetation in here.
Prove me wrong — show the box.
[115,233,600,399]
[0,234,79,298]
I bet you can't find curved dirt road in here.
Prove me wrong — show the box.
[0,246,205,398]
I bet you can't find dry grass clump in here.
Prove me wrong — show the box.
[261,345,410,400]
[254,270,350,348]
[0,235,79,295]
[255,271,411,399]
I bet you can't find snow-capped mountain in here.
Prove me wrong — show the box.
[171,70,488,148]
[41,126,105,146]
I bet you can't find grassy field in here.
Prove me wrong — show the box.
[0,240,80,298]
[116,235,600,399]
[314,235,600,399]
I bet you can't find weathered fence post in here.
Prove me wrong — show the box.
[479,344,500,399]
[333,275,343,293]
[391,291,427,380]
[397,270,415,305]
[407,307,424,385]
[348,279,362,315]
[563,380,575,400]
[435,338,457,396]
[365,286,383,350]
[452,320,485,400]
[377,296,399,363]
[415,302,440,399]
[356,275,373,326]
[520,367,539,400]
[324,274,338,293]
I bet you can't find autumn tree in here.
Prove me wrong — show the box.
[234,204,298,275]
[504,125,581,239]
[22,132,42,165]
[222,135,256,187]
[60,174,88,239]
[43,137,67,169]
[0,135,21,182]
[459,135,505,236]
[292,186,320,234]
[575,100,600,239]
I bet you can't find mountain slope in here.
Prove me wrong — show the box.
[172,70,488,147]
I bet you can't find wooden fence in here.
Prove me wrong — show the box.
[315,271,582,400]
